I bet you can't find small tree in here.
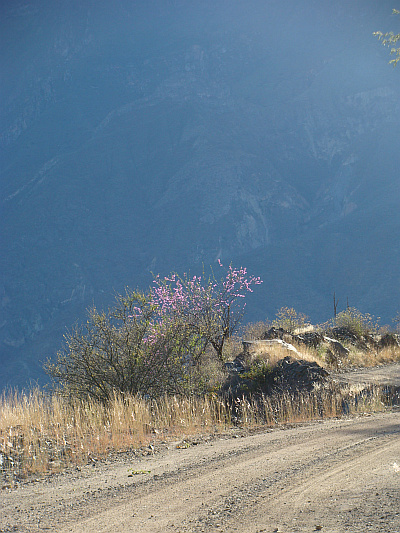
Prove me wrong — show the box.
[45,263,262,401]
[150,261,262,362]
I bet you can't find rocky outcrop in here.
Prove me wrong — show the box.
[263,326,349,367]
[224,353,330,398]
[268,356,330,393]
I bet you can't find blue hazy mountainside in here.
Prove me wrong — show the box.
[1,0,400,388]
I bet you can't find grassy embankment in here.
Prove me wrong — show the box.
[2,331,400,486]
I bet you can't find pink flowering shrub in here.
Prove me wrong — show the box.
[149,261,262,362]
[45,263,262,402]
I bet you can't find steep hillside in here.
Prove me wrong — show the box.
[1,0,400,387]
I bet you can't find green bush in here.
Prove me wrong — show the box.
[45,265,262,402]
[272,306,309,333]
[241,358,272,384]
[44,290,197,402]
[331,307,379,337]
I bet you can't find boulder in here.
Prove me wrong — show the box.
[263,327,287,340]
[328,326,377,351]
[223,355,330,398]
[224,356,245,374]
[269,356,330,393]
[263,327,325,350]
[323,336,349,368]
[295,331,324,349]
[329,326,359,344]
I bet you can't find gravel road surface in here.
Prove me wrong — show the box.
[1,365,400,533]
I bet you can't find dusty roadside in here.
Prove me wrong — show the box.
[333,361,400,386]
[1,365,400,533]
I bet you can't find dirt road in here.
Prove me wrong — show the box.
[334,361,400,387]
[1,367,400,533]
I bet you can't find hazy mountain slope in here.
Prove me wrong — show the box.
[1,0,400,388]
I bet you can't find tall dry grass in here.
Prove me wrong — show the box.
[0,389,232,485]
[344,345,400,368]
[0,384,388,485]
[231,383,385,426]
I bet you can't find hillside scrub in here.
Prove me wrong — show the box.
[272,306,310,333]
[2,301,400,483]
[44,277,400,403]
[45,264,262,402]
[328,307,379,338]
[251,306,400,371]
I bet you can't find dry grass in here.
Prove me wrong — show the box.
[344,345,400,368]
[0,383,389,485]
[0,390,231,485]
[244,341,328,368]
[242,338,400,371]
[234,384,385,426]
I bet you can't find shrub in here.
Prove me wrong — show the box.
[272,306,309,333]
[44,290,188,403]
[331,307,379,338]
[241,320,271,340]
[240,358,272,389]
[45,264,262,402]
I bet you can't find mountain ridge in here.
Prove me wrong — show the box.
[1,0,400,388]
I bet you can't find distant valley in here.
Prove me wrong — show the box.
[1,0,400,388]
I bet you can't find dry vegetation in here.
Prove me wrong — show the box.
[239,335,400,370]
[0,380,391,487]
[0,390,229,485]
[2,306,400,486]
[343,344,400,367]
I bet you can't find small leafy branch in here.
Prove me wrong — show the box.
[128,469,151,476]
[374,9,400,67]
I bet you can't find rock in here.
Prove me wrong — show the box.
[323,336,349,360]
[242,339,302,358]
[269,356,330,393]
[295,331,324,349]
[328,326,377,351]
[378,333,400,349]
[324,348,337,368]
[224,357,245,374]
[329,326,359,344]
[263,327,287,340]
[263,327,325,350]
[223,355,330,398]
[249,326,354,370]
